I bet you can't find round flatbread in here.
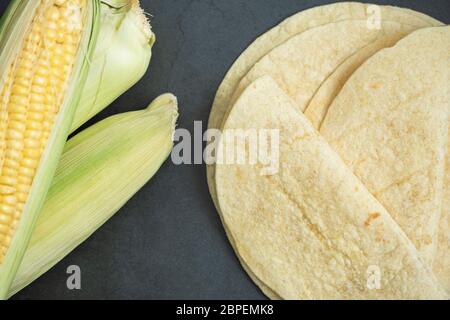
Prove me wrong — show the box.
[320,26,450,265]
[208,2,442,132]
[207,5,442,297]
[434,155,450,293]
[304,36,405,130]
[304,27,450,292]
[209,19,435,207]
[216,76,447,299]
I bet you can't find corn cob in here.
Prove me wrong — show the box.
[8,93,177,298]
[0,0,102,298]
[70,0,155,132]
[0,0,155,297]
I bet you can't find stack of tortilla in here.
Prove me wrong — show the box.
[207,2,449,299]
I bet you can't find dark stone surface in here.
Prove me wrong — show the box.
[1,0,448,299]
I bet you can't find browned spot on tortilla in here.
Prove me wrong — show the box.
[369,81,383,89]
[365,212,381,228]
[235,167,244,181]
[422,234,433,245]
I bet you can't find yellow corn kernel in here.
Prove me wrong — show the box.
[9,94,178,297]
[0,204,14,216]
[0,213,11,225]
[0,185,15,195]
[0,0,86,265]
[0,177,17,187]
[3,159,19,171]
[0,224,10,235]
[1,0,155,298]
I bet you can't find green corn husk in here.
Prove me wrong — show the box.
[0,0,100,298]
[0,0,154,298]
[8,93,178,298]
[71,0,155,132]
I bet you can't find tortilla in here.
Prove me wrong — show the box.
[304,28,450,290]
[207,5,443,297]
[208,3,442,132]
[215,76,446,299]
[303,32,450,291]
[434,154,449,293]
[221,221,281,299]
[207,1,442,154]
[319,26,450,265]
[208,13,441,212]
[211,19,430,212]
[207,4,443,298]
[225,20,419,126]
[303,36,405,130]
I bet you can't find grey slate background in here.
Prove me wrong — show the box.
[1,0,448,299]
